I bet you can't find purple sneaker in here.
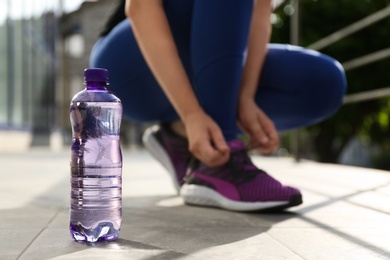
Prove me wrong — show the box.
[180,139,302,211]
[142,124,191,192]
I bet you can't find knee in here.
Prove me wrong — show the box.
[309,53,347,119]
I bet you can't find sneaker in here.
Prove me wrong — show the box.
[180,139,302,212]
[142,124,191,192]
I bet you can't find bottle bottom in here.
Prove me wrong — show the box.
[70,222,120,243]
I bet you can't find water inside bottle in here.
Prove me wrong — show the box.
[69,102,122,242]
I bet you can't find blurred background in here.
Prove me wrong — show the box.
[1,0,390,170]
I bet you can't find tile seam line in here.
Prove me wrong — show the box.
[16,209,62,260]
[265,232,305,259]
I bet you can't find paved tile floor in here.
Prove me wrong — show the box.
[1,149,390,260]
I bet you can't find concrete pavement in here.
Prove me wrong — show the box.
[1,148,390,259]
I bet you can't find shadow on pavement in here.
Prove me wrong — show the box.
[85,195,298,259]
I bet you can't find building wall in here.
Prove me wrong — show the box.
[62,0,118,98]
[60,0,119,145]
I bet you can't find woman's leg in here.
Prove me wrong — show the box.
[90,19,179,122]
[90,8,346,139]
[90,0,200,123]
[255,44,347,131]
[190,0,254,141]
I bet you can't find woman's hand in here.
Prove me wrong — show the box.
[238,99,279,154]
[183,112,230,167]
[236,1,276,154]
[127,1,227,166]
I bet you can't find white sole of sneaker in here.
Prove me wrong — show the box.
[142,125,180,193]
[180,184,295,212]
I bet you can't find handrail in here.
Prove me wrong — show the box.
[287,1,390,161]
[343,87,390,104]
[307,6,390,51]
[342,47,390,71]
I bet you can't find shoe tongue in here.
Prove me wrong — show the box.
[227,139,245,151]
[228,139,258,171]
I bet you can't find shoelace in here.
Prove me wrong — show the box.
[225,146,262,184]
[185,145,262,185]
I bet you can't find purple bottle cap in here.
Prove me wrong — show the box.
[84,68,109,82]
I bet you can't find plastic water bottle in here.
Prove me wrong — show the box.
[69,68,122,242]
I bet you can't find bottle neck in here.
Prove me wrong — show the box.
[85,81,108,90]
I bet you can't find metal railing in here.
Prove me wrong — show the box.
[287,0,390,160]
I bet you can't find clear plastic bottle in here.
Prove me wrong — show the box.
[69,68,122,242]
